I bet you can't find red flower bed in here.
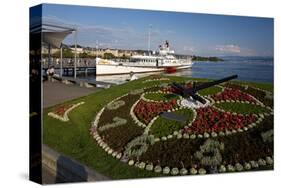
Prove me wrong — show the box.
[134,99,178,124]
[53,104,73,116]
[212,88,256,103]
[184,107,257,134]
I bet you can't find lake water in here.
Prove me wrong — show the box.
[173,56,274,84]
[84,56,273,85]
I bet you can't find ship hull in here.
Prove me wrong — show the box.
[96,64,192,76]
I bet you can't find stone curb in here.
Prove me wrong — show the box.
[42,144,110,182]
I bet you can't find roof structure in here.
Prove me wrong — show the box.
[30,22,78,78]
[30,23,76,48]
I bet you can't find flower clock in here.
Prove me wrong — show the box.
[90,80,273,176]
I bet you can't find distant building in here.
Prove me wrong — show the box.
[70,47,84,54]
[41,46,60,54]
[104,48,119,57]
[42,44,172,58]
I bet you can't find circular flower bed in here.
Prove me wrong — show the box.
[133,99,178,125]
[90,80,273,176]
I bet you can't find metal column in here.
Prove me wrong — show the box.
[48,44,51,68]
[60,47,63,77]
[74,29,77,79]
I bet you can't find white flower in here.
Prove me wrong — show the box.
[258,158,267,166]
[218,131,225,136]
[227,164,235,172]
[128,160,134,166]
[204,132,210,138]
[154,165,162,173]
[171,168,179,175]
[190,168,197,175]
[244,163,251,170]
[235,163,244,171]
[198,168,206,175]
[112,152,117,157]
[219,165,226,173]
[154,138,160,142]
[107,149,113,155]
[146,164,154,171]
[190,134,196,139]
[138,162,146,169]
[163,167,170,174]
[106,100,125,110]
[177,133,182,139]
[237,128,243,133]
[211,132,218,137]
[180,168,188,175]
[266,156,273,165]
[116,153,122,159]
[250,161,259,168]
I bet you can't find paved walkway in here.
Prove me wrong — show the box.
[43,81,104,184]
[42,164,65,184]
[43,80,101,108]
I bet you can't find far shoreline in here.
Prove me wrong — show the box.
[192,56,224,62]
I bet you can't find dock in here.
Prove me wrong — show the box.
[52,75,113,88]
[43,76,114,108]
[43,66,96,77]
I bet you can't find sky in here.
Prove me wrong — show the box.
[40,4,273,57]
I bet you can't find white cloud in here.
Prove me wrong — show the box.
[184,46,194,52]
[40,16,180,51]
[215,44,241,53]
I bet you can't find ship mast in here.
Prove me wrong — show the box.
[95,40,99,57]
[148,24,152,55]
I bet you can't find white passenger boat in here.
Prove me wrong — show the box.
[96,41,193,75]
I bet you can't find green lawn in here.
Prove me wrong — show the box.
[144,92,179,101]
[149,108,194,137]
[214,102,271,114]
[197,86,222,96]
[43,74,273,180]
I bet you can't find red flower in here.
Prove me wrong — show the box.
[134,99,178,124]
[212,88,256,103]
[53,104,73,116]
[184,106,257,134]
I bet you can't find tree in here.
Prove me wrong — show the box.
[103,52,115,59]
[79,52,89,58]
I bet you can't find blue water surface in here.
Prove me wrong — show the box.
[173,56,273,83]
